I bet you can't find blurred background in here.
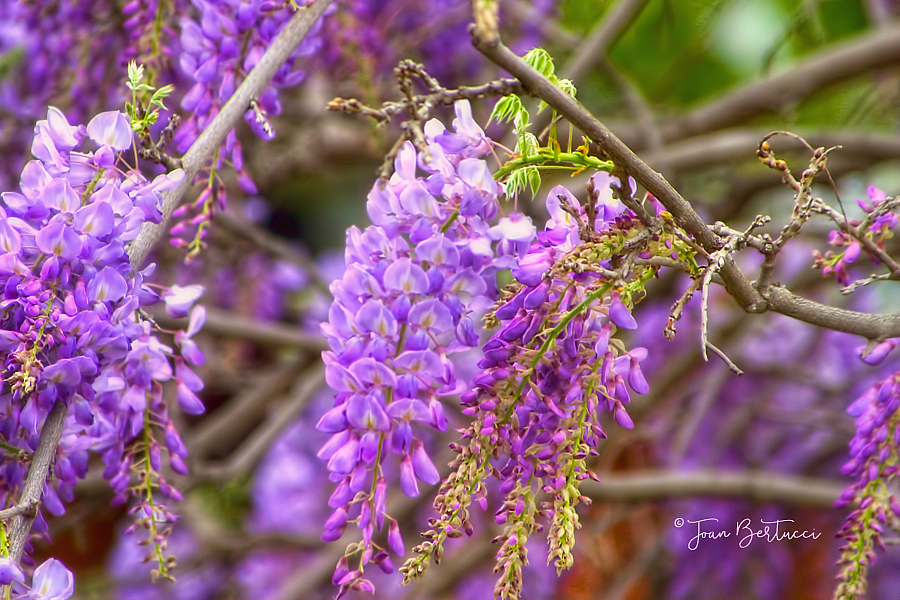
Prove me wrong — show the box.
[3,0,900,598]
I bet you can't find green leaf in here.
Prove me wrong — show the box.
[558,79,577,97]
[507,170,526,198]
[491,94,525,127]
[150,84,174,110]
[527,167,541,197]
[127,60,144,87]
[518,132,538,157]
[523,48,556,78]
[513,107,530,136]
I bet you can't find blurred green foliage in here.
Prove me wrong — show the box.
[285,0,897,251]
[558,0,872,115]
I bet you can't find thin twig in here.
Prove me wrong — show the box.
[214,209,331,293]
[643,129,900,174]
[666,276,702,341]
[581,469,843,507]
[330,70,526,179]
[0,500,38,522]
[329,77,524,124]
[616,24,900,148]
[704,341,743,376]
[841,272,893,294]
[150,305,328,352]
[561,0,651,84]
[189,356,309,458]
[812,199,900,276]
[533,0,651,136]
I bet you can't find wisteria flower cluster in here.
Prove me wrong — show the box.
[318,99,512,595]
[0,106,204,579]
[834,367,900,599]
[396,174,693,598]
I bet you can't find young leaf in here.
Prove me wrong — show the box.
[527,166,541,197]
[523,48,555,79]
[558,79,577,98]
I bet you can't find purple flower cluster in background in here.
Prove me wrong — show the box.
[317,0,556,84]
[632,274,900,599]
[169,0,328,255]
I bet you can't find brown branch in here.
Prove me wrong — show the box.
[504,0,580,47]
[189,356,308,458]
[643,129,900,174]
[472,32,900,342]
[583,469,843,508]
[214,209,331,293]
[8,401,67,562]
[533,0,650,136]
[150,305,328,352]
[812,199,900,276]
[194,364,324,482]
[329,77,525,123]
[0,499,38,522]
[560,0,651,84]
[474,31,766,311]
[618,24,900,148]
[599,58,670,178]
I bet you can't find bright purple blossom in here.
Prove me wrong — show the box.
[319,100,504,590]
[835,369,900,598]
[0,106,204,584]
[404,177,656,597]
[27,559,74,600]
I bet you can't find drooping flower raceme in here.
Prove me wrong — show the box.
[834,368,900,599]
[0,106,203,580]
[318,100,505,594]
[401,175,687,599]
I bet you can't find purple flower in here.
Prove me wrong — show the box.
[608,292,638,330]
[835,369,900,595]
[0,557,24,586]
[162,284,204,318]
[859,340,898,366]
[86,111,132,152]
[28,558,74,600]
[406,172,654,596]
[35,221,81,260]
[0,105,204,579]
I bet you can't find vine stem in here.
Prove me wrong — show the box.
[7,400,66,562]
